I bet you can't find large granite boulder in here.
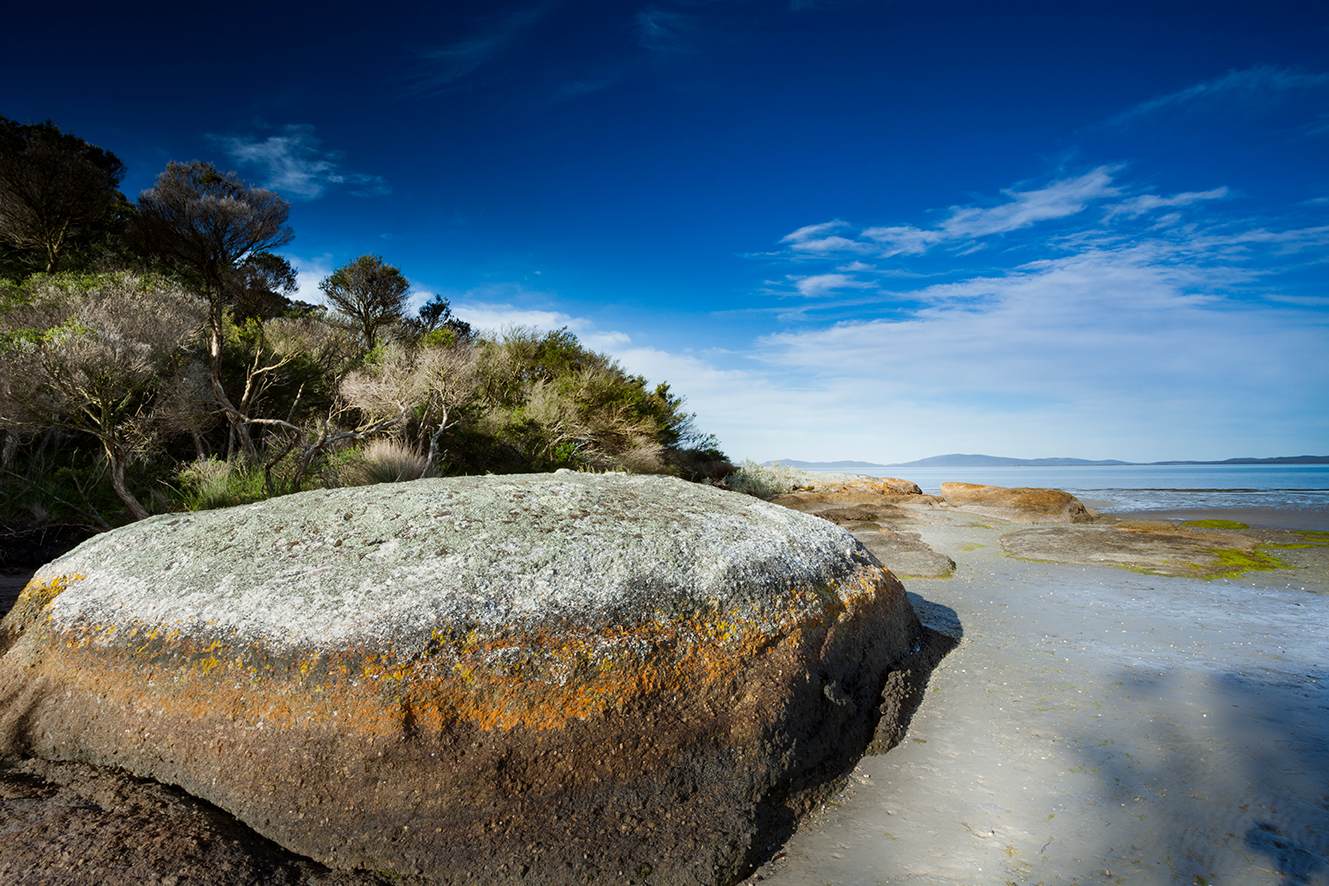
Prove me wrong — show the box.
[938,482,1096,524]
[0,473,927,886]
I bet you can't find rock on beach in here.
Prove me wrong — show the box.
[939,481,1096,524]
[0,472,928,885]
[770,482,955,579]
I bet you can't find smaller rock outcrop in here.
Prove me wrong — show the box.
[1000,522,1285,577]
[770,484,954,579]
[939,482,1096,524]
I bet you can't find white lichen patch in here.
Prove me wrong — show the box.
[37,473,879,654]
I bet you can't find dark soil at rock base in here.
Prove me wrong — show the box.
[0,756,417,886]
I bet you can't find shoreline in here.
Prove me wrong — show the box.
[745,506,1329,885]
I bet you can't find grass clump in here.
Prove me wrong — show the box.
[339,438,431,486]
[177,457,268,510]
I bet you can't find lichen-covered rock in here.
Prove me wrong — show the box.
[939,482,1096,524]
[0,473,925,886]
[1000,523,1279,577]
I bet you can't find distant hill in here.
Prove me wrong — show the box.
[1149,455,1329,465]
[767,459,889,470]
[768,453,1329,469]
[888,454,1131,467]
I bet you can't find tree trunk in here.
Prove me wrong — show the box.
[418,405,451,480]
[105,442,150,522]
[207,300,257,463]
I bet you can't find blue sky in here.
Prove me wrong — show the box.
[5,1,1327,462]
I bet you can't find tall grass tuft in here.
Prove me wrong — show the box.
[339,438,430,486]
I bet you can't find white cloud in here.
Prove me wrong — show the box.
[1105,187,1230,219]
[214,125,389,200]
[644,171,1329,462]
[791,273,876,297]
[448,290,634,354]
[285,253,336,304]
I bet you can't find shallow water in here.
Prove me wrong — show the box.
[750,518,1329,886]
[850,464,1329,527]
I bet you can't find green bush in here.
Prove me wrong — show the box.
[176,457,268,511]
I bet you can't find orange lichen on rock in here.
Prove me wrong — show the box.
[0,572,85,655]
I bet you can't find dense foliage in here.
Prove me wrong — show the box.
[0,120,729,542]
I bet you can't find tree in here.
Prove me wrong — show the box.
[0,117,128,275]
[233,251,298,322]
[406,292,473,345]
[319,255,409,349]
[0,272,207,520]
[131,161,293,458]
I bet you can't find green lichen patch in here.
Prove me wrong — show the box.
[1182,519,1250,530]
[1202,547,1288,580]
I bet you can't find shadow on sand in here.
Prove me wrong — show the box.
[1060,667,1329,885]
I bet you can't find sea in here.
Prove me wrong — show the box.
[840,464,1329,529]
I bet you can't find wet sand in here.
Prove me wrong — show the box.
[745,512,1329,885]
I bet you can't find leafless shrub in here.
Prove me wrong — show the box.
[0,271,206,519]
[341,340,478,477]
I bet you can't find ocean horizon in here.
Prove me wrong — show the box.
[823,463,1329,528]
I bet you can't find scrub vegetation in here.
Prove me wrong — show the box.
[0,117,730,540]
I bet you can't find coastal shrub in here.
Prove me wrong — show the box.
[0,138,729,526]
[722,460,805,499]
[339,438,431,486]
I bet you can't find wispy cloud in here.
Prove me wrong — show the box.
[407,4,553,95]
[660,166,1329,461]
[1103,187,1230,220]
[1104,65,1329,128]
[782,167,1120,258]
[213,125,389,200]
[635,8,699,54]
[790,272,877,297]
[436,285,633,353]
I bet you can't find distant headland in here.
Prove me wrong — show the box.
[770,454,1329,469]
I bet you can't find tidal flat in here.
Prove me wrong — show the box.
[744,511,1329,886]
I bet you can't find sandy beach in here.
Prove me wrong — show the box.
[745,508,1329,885]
